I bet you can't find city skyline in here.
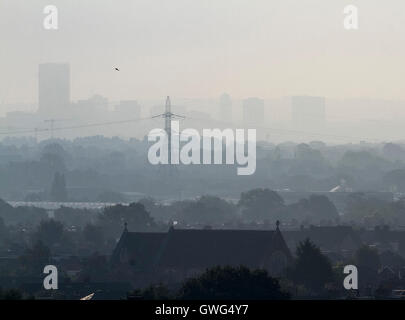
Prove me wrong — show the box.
[2,1,405,105]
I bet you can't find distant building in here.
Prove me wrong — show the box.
[111,224,292,284]
[291,96,326,131]
[115,100,141,119]
[219,93,232,122]
[77,94,108,110]
[243,97,264,125]
[38,63,70,116]
[68,94,109,122]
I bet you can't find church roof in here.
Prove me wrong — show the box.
[111,227,292,271]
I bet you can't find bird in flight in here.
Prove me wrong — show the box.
[114,67,120,71]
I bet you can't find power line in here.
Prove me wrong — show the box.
[0,112,397,143]
[182,117,381,143]
[0,116,154,136]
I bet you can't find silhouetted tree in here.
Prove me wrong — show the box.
[176,195,236,225]
[54,206,98,229]
[99,202,156,238]
[382,143,405,161]
[355,245,381,272]
[288,195,338,222]
[354,245,381,289]
[19,241,51,275]
[288,238,333,294]
[383,169,405,192]
[129,283,172,300]
[178,266,290,300]
[83,224,104,246]
[238,188,285,222]
[0,288,23,300]
[0,217,7,240]
[33,219,65,247]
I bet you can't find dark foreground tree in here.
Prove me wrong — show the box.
[288,238,333,293]
[354,245,381,288]
[129,283,172,300]
[178,266,290,300]
[0,288,23,300]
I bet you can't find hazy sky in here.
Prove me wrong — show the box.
[1,0,405,110]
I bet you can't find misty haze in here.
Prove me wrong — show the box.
[1,0,405,305]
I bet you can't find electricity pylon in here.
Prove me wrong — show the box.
[150,96,185,198]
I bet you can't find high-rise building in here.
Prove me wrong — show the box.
[38,63,70,116]
[243,97,264,125]
[219,93,232,122]
[291,96,326,130]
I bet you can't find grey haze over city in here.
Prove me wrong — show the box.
[3,0,405,303]
[1,0,405,143]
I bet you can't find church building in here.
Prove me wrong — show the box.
[111,222,293,285]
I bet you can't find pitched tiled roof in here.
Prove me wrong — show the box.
[112,227,292,271]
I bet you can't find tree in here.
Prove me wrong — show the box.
[129,283,172,300]
[99,202,156,238]
[354,245,381,288]
[288,195,338,223]
[176,195,236,225]
[0,198,16,223]
[0,216,7,240]
[238,188,285,222]
[382,143,405,161]
[354,245,381,272]
[19,241,51,275]
[383,169,405,192]
[54,206,98,229]
[288,239,333,293]
[83,224,104,246]
[0,288,23,300]
[307,195,338,220]
[178,266,290,300]
[34,219,65,247]
[292,143,330,176]
[50,172,67,202]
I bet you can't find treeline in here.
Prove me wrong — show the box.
[2,137,405,200]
